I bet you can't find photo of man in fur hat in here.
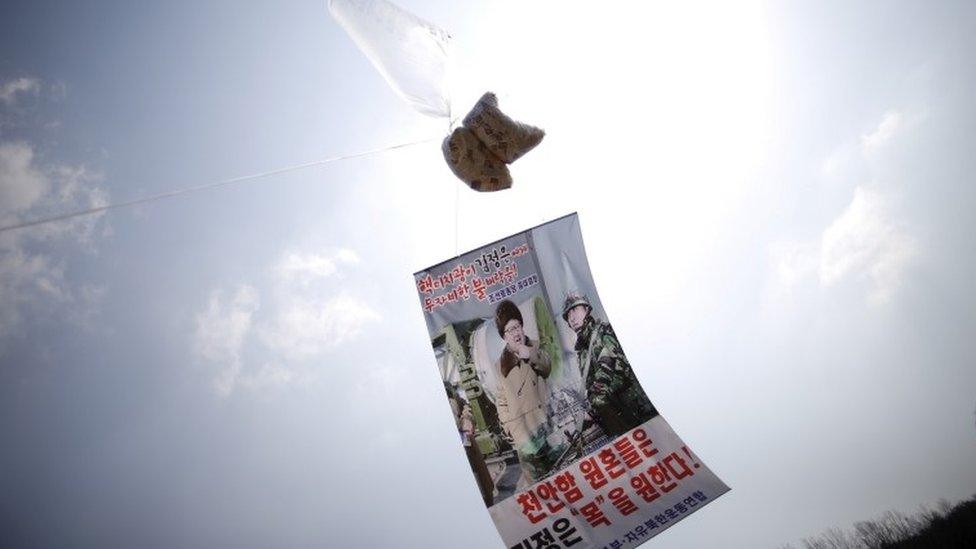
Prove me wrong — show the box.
[493,299,562,486]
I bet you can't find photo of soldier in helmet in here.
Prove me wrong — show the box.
[562,292,658,438]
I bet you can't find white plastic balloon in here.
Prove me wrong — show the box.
[329,0,452,118]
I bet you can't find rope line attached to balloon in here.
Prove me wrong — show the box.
[0,137,439,234]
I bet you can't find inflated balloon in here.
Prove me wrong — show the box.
[329,0,452,118]
[329,2,545,192]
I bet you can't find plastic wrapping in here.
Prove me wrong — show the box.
[329,0,452,118]
[442,92,545,192]
[462,92,544,164]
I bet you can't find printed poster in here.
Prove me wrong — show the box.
[414,213,729,548]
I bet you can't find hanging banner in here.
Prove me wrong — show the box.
[414,213,729,548]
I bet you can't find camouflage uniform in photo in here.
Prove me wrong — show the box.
[565,294,657,438]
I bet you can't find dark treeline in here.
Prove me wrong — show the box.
[780,495,976,549]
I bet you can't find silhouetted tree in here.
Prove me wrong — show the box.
[779,495,976,549]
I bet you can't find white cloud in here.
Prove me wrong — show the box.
[820,147,848,179]
[194,285,260,396]
[237,362,296,391]
[275,248,359,284]
[193,248,380,396]
[0,77,41,105]
[768,187,915,306]
[861,110,903,153]
[770,108,921,306]
[24,164,108,246]
[262,248,378,361]
[0,140,109,344]
[0,248,65,338]
[820,187,915,304]
[825,109,922,180]
[0,76,109,345]
[259,293,380,361]
[0,142,49,215]
[768,240,819,300]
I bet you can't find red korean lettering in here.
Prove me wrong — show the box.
[598,448,626,479]
[580,501,611,527]
[471,278,487,300]
[516,490,547,524]
[579,457,608,490]
[631,428,658,458]
[534,482,565,514]
[612,435,643,469]
[647,462,678,493]
[450,263,470,283]
[663,452,694,480]
[608,487,639,516]
[629,472,661,503]
[454,283,470,300]
[553,471,584,504]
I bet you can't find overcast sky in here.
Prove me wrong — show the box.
[1,1,975,547]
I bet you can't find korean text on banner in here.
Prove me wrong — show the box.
[414,213,729,548]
